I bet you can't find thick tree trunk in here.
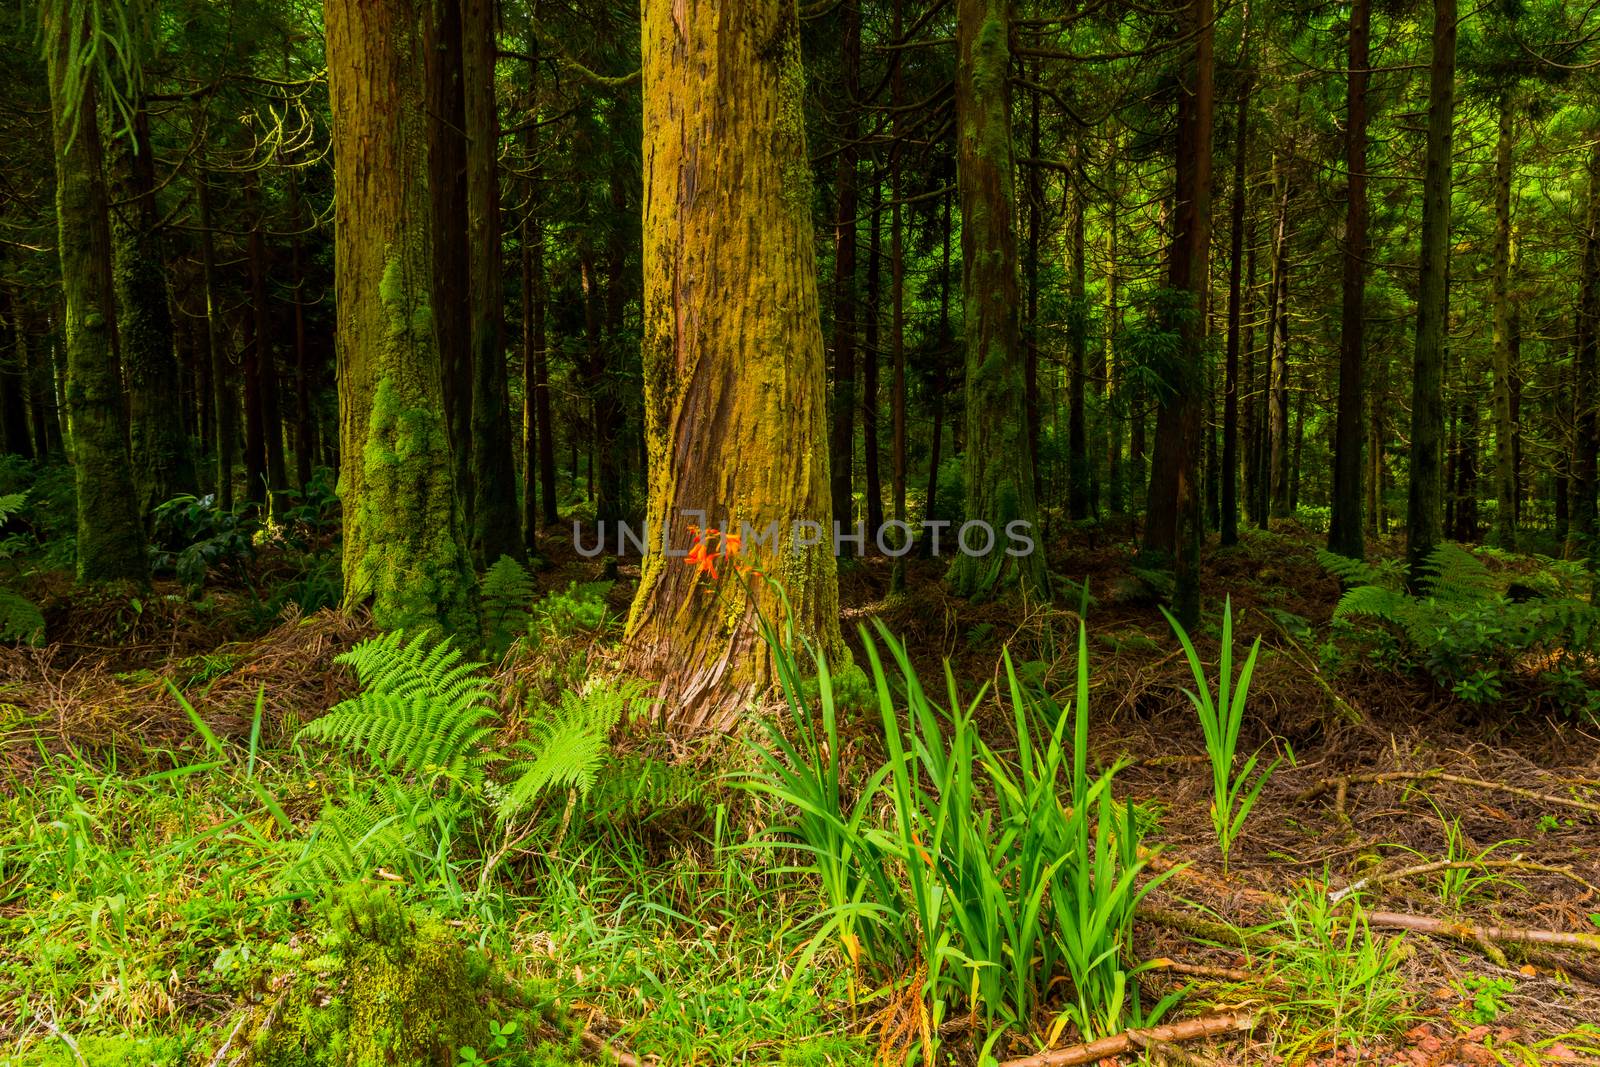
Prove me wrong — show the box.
[1328,0,1369,559]
[44,7,148,582]
[109,102,195,512]
[195,171,235,512]
[1489,87,1518,551]
[827,0,860,540]
[463,0,522,563]
[948,0,1047,599]
[327,0,477,632]
[625,0,843,731]
[1406,0,1457,588]
[1142,0,1214,626]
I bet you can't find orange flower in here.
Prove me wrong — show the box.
[685,536,719,579]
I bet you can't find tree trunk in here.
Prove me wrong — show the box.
[1570,139,1600,564]
[1221,39,1251,546]
[1267,160,1292,520]
[827,0,860,540]
[289,170,317,489]
[863,177,884,541]
[195,170,235,512]
[0,287,33,458]
[327,0,477,632]
[1104,141,1122,516]
[1025,71,1043,507]
[948,0,1047,599]
[245,171,287,503]
[890,0,908,588]
[1068,176,1089,520]
[926,187,953,533]
[1406,0,1457,588]
[1142,0,1214,626]
[427,0,474,538]
[522,33,558,532]
[43,5,148,582]
[1489,87,1518,551]
[625,0,843,731]
[109,101,195,512]
[463,0,522,563]
[1328,0,1369,559]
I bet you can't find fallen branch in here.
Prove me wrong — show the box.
[1130,1028,1225,1067]
[1136,903,1284,950]
[1297,770,1600,820]
[1142,957,1257,984]
[1330,857,1599,904]
[1366,910,1600,955]
[996,1012,1256,1067]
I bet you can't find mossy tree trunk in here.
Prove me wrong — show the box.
[625,0,843,732]
[1406,0,1456,589]
[463,0,522,564]
[109,101,196,513]
[947,0,1047,599]
[327,0,477,633]
[43,3,148,584]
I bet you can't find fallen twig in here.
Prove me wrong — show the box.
[1329,857,1599,904]
[996,1012,1256,1067]
[1136,903,1284,950]
[1297,769,1600,820]
[1142,957,1259,984]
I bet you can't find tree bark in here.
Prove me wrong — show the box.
[827,0,860,541]
[463,0,522,563]
[109,100,195,512]
[1142,0,1214,626]
[1406,0,1457,588]
[195,170,235,512]
[327,0,477,632]
[43,5,148,582]
[1220,31,1252,546]
[1266,159,1292,520]
[863,177,884,540]
[1573,139,1600,566]
[948,0,1048,599]
[625,0,844,731]
[1489,87,1517,551]
[1067,174,1089,520]
[1328,0,1369,559]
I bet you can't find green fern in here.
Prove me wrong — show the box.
[498,677,652,821]
[0,588,43,645]
[296,630,499,787]
[1416,542,1496,604]
[481,555,535,656]
[291,779,458,885]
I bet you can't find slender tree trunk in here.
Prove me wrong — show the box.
[1241,220,1259,528]
[522,33,558,532]
[109,101,194,512]
[1329,0,1369,559]
[1025,70,1043,506]
[21,298,60,459]
[1104,142,1122,515]
[1143,0,1215,625]
[948,0,1047,598]
[245,171,287,503]
[464,0,522,563]
[327,0,477,631]
[0,286,32,458]
[625,0,843,730]
[1221,37,1251,546]
[1266,161,1292,519]
[1489,87,1518,551]
[1068,175,1089,520]
[890,0,908,588]
[1570,139,1600,563]
[289,171,316,489]
[43,5,148,582]
[926,187,953,532]
[427,0,473,537]
[828,0,860,540]
[1406,0,1457,587]
[196,171,235,512]
[863,177,884,541]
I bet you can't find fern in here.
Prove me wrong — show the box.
[481,554,535,656]
[296,630,499,787]
[498,677,652,821]
[0,588,43,645]
[291,780,457,886]
[1416,542,1496,604]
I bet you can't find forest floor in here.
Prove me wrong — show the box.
[3,521,1600,1065]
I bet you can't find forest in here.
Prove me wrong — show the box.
[4,0,1600,1062]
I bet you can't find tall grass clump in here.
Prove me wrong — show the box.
[746,612,1174,1060]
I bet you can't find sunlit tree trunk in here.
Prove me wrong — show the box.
[1489,88,1518,551]
[43,4,148,583]
[624,0,843,731]
[109,101,195,512]
[327,0,476,632]
[1406,0,1456,588]
[1142,0,1214,626]
[948,0,1047,599]
[1328,0,1368,559]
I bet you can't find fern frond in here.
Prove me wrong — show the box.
[1316,549,1393,590]
[482,555,535,655]
[290,780,455,886]
[1418,543,1496,605]
[498,676,651,821]
[300,630,499,786]
[0,588,44,645]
